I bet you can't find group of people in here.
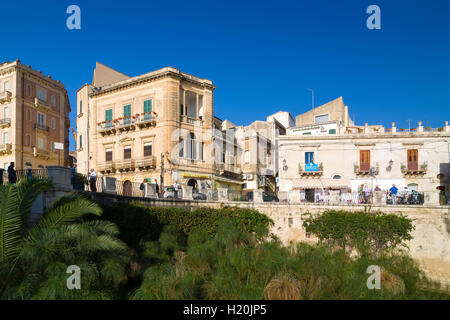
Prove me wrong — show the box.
[358,184,374,203]
[0,162,36,185]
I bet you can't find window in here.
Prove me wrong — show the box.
[26,135,31,146]
[25,162,32,169]
[105,109,112,127]
[124,146,131,159]
[315,114,329,124]
[78,135,82,149]
[305,152,314,164]
[105,148,113,162]
[333,175,342,179]
[180,89,184,116]
[187,133,196,159]
[51,142,55,152]
[407,149,418,170]
[360,150,370,171]
[329,129,336,134]
[302,132,311,135]
[38,89,46,101]
[4,106,8,120]
[38,113,45,126]
[144,142,152,157]
[51,95,56,107]
[199,142,204,161]
[38,137,46,150]
[179,138,184,157]
[27,109,31,121]
[244,150,250,163]
[143,100,152,119]
[51,119,55,129]
[185,91,197,118]
[4,81,9,92]
[198,95,203,120]
[79,101,83,114]
[26,85,31,96]
[3,132,8,144]
[123,104,131,124]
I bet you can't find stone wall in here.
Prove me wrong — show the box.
[84,192,450,284]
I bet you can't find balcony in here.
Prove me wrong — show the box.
[217,163,242,176]
[34,123,49,133]
[354,163,379,176]
[33,147,50,159]
[34,97,50,112]
[0,118,10,129]
[98,122,116,136]
[136,113,157,129]
[116,159,135,172]
[0,143,12,155]
[401,162,427,176]
[299,162,323,176]
[136,156,157,170]
[98,161,116,173]
[115,117,136,132]
[0,91,12,104]
[180,115,202,127]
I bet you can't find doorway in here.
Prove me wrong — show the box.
[123,180,132,197]
[305,188,315,203]
[187,178,197,191]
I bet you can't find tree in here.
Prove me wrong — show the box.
[0,178,129,299]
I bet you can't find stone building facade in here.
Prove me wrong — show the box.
[76,63,242,195]
[278,97,450,205]
[0,60,70,171]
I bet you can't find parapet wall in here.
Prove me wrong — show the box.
[86,192,450,284]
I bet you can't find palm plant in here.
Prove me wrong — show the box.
[0,178,129,300]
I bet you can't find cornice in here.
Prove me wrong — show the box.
[89,69,215,98]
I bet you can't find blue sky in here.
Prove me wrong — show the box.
[1,0,449,150]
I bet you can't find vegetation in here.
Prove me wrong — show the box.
[302,209,415,256]
[0,178,128,299]
[131,222,448,300]
[1,190,448,300]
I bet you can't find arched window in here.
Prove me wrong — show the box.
[333,175,342,180]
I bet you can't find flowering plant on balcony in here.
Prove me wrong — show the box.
[135,114,140,117]
[410,128,415,131]
[399,128,405,131]
[438,127,444,132]
[386,128,391,131]
[425,127,431,130]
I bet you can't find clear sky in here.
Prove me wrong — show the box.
[1,0,449,150]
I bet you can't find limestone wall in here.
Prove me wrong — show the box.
[85,192,450,284]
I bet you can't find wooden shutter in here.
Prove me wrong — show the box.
[407,149,418,170]
[360,150,370,171]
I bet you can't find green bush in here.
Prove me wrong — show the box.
[302,209,415,255]
[96,203,274,250]
[131,222,449,300]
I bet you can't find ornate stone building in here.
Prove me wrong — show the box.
[0,60,70,171]
[278,97,450,204]
[76,63,242,195]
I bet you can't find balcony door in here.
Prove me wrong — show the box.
[407,149,418,170]
[143,100,152,120]
[105,109,112,128]
[360,150,370,171]
[123,105,131,124]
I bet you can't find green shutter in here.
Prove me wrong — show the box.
[143,100,152,119]
[123,105,131,118]
[105,109,112,121]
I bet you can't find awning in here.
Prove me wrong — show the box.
[291,179,323,189]
[291,178,351,189]
[321,178,351,189]
[180,172,210,179]
[213,175,245,185]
